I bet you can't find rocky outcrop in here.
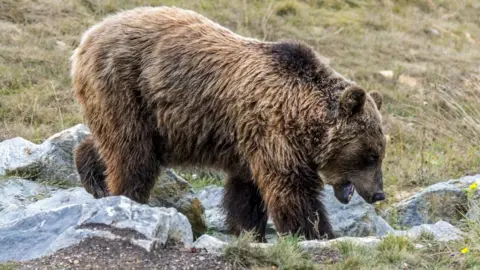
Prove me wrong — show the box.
[384,174,480,227]
[0,183,193,262]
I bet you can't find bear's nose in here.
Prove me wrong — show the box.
[371,192,385,203]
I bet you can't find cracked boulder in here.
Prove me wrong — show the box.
[0,186,193,262]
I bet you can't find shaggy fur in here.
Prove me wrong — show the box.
[72,6,386,241]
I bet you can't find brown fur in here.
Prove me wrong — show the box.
[72,7,385,241]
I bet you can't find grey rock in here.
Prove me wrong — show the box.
[0,137,46,176]
[196,185,393,237]
[204,232,236,243]
[0,187,94,223]
[204,208,227,232]
[0,203,85,262]
[395,220,464,242]
[299,237,381,252]
[323,186,394,237]
[193,234,227,254]
[0,188,193,262]
[0,124,90,184]
[149,169,207,237]
[197,186,227,232]
[197,185,223,210]
[384,175,480,228]
[0,178,57,213]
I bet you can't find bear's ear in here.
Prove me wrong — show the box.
[340,86,366,116]
[369,91,383,110]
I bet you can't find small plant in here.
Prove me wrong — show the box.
[418,230,435,242]
[223,232,268,268]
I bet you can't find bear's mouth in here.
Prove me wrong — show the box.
[334,182,355,204]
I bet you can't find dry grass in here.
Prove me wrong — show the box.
[221,197,480,269]
[223,231,480,269]
[223,233,316,269]
[0,0,479,199]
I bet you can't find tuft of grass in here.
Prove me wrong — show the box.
[223,232,269,268]
[264,235,315,270]
[376,235,415,264]
[332,241,375,269]
[418,230,435,242]
[223,233,315,269]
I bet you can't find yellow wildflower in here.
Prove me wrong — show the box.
[469,182,478,191]
[461,247,469,254]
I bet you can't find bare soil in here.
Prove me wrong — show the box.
[16,237,233,270]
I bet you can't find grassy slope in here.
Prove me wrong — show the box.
[1,0,479,202]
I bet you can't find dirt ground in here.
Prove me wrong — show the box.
[9,237,341,270]
[15,238,233,270]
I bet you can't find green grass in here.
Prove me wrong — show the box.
[178,170,224,190]
[223,230,480,269]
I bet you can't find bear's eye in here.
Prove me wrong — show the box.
[364,153,379,167]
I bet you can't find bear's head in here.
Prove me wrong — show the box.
[319,86,385,205]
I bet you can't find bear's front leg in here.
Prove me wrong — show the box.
[223,170,268,242]
[257,165,335,240]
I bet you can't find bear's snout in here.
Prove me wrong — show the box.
[371,192,385,203]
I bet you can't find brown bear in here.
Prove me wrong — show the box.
[72,6,386,241]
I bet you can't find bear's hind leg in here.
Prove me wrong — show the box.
[99,130,162,204]
[74,135,108,198]
[223,171,268,242]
